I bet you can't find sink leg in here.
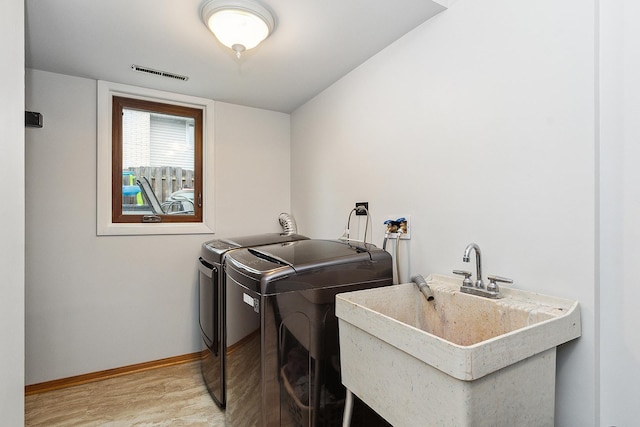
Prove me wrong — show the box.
[342,389,354,427]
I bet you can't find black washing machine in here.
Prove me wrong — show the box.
[223,239,392,426]
[198,233,308,408]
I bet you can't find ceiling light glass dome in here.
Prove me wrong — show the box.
[201,0,275,58]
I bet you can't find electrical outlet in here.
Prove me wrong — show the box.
[355,202,369,215]
[384,215,411,239]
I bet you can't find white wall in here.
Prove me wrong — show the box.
[24,69,291,384]
[213,101,292,236]
[0,0,25,424]
[291,1,597,425]
[599,0,640,425]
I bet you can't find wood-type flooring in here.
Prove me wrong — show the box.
[25,360,225,426]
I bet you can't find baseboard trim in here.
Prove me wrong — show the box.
[25,350,205,396]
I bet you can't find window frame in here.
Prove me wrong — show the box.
[112,96,203,223]
[97,81,215,236]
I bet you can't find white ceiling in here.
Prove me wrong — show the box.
[25,0,447,113]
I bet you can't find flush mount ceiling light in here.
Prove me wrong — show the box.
[201,0,275,58]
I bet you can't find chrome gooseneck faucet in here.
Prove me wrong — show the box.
[454,242,514,299]
[463,243,483,288]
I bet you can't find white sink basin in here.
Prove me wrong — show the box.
[336,274,581,426]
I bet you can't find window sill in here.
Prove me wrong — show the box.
[97,220,214,236]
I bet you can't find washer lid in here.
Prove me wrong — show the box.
[225,239,392,295]
[202,232,308,258]
[248,239,374,269]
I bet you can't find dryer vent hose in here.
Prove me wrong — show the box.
[279,213,298,235]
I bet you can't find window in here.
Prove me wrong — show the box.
[112,96,202,223]
[97,81,215,235]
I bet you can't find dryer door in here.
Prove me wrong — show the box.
[198,257,225,408]
[198,257,218,350]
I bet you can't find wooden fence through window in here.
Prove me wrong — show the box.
[123,166,194,204]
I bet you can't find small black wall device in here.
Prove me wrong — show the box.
[25,111,43,128]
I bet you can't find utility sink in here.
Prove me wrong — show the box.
[336,274,581,427]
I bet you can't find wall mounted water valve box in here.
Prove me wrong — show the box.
[384,215,411,239]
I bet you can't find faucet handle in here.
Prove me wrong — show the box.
[453,270,473,287]
[486,275,513,293]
